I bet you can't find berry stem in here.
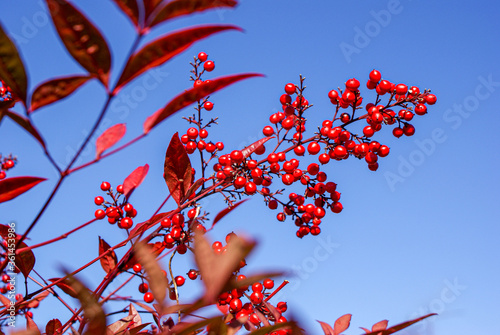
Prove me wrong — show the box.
[264,280,289,302]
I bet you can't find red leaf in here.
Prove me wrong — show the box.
[194,233,255,303]
[95,123,126,159]
[372,320,388,332]
[46,0,111,86]
[49,278,79,298]
[46,319,63,335]
[30,75,92,112]
[144,73,262,133]
[98,237,118,274]
[317,320,334,335]
[0,23,28,105]
[4,110,46,150]
[129,210,174,239]
[164,133,192,206]
[143,0,164,21]
[110,0,140,27]
[26,315,41,335]
[149,0,238,28]
[0,224,36,278]
[115,25,241,91]
[123,164,149,198]
[211,199,248,228]
[181,177,205,203]
[333,314,351,335]
[0,176,46,203]
[241,136,273,158]
[363,314,437,335]
[17,241,36,278]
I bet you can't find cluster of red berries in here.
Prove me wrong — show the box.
[180,127,224,155]
[192,52,215,88]
[218,274,289,333]
[0,80,13,102]
[93,181,137,229]
[178,59,436,238]
[161,208,207,255]
[0,155,16,180]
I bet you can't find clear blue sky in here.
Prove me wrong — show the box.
[1,1,499,334]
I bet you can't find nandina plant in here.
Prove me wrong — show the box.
[0,1,438,334]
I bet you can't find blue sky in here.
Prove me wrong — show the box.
[1,0,499,334]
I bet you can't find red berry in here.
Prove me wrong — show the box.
[245,182,257,195]
[250,291,264,305]
[175,276,185,287]
[187,269,198,280]
[95,209,106,220]
[307,142,321,155]
[116,184,124,193]
[119,217,133,229]
[284,83,296,95]
[425,94,437,105]
[100,181,110,191]
[187,127,199,139]
[340,113,350,123]
[294,145,305,156]
[172,213,184,227]
[395,84,408,95]
[230,150,243,164]
[138,283,149,293]
[94,196,104,205]
[331,202,343,213]
[378,145,390,157]
[369,70,382,82]
[328,89,339,101]
[198,52,208,62]
[252,282,263,292]
[193,79,204,87]
[415,104,427,115]
[3,160,14,169]
[0,171,5,179]
[345,78,360,91]
[203,60,215,71]
[403,124,415,136]
[133,263,142,272]
[393,127,404,138]
[318,153,330,165]
[262,126,274,136]
[144,292,154,303]
[204,101,214,110]
[229,298,243,313]
[176,243,187,254]
[280,94,292,105]
[263,279,274,290]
